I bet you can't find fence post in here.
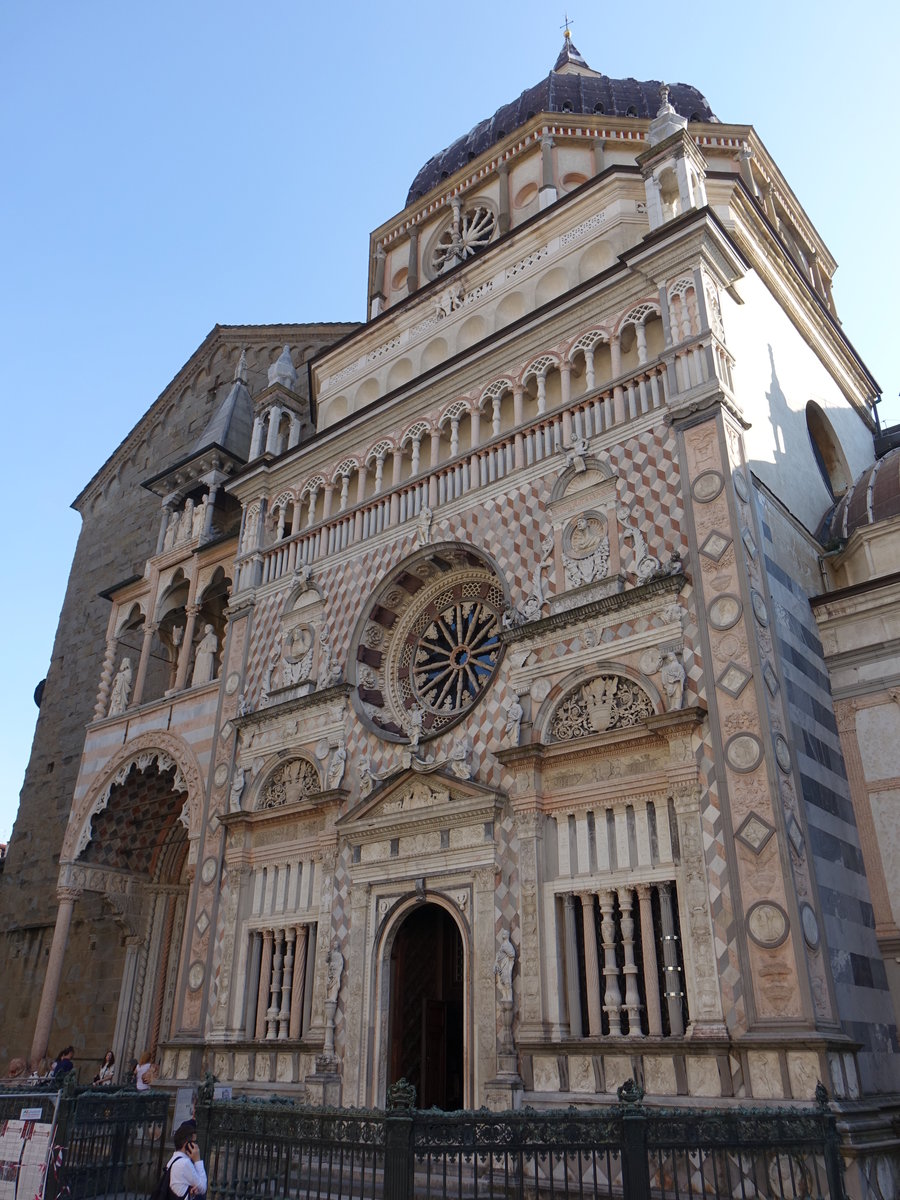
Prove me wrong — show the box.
[384,1079,415,1200]
[618,1079,651,1200]
[195,1072,215,1157]
[816,1083,847,1199]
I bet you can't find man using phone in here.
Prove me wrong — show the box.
[167,1122,207,1197]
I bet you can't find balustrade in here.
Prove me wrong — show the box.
[237,353,688,592]
[248,924,312,1042]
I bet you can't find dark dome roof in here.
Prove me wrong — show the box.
[406,41,718,205]
[819,446,900,544]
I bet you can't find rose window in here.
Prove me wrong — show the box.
[412,597,500,714]
[352,551,506,742]
[431,206,496,276]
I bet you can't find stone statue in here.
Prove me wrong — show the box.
[327,741,347,788]
[416,505,433,547]
[283,625,315,685]
[108,657,133,716]
[494,928,516,1004]
[358,756,375,798]
[325,941,344,1003]
[504,694,523,745]
[563,514,610,587]
[191,495,207,539]
[403,706,424,749]
[661,650,686,710]
[177,498,194,544]
[318,626,342,687]
[191,624,218,687]
[229,767,245,813]
[565,435,590,473]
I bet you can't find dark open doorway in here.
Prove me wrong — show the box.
[389,904,464,1110]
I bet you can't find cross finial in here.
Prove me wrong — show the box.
[560,12,574,38]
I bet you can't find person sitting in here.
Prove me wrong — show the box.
[166,1122,207,1198]
[93,1050,115,1085]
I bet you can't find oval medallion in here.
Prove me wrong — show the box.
[747,901,788,948]
[725,732,763,773]
[692,470,724,503]
[708,594,742,630]
[775,734,792,774]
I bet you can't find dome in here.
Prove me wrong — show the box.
[406,40,718,205]
[818,446,900,544]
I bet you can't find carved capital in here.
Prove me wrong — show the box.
[56,885,82,904]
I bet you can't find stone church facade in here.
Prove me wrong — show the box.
[2,36,898,1191]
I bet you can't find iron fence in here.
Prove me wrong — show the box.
[0,1082,167,1200]
[194,1078,846,1200]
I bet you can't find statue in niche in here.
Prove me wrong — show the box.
[563,513,610,588]
[191,625,218,686]
[325,940,344,1004]
[493,928,516,1004]
[229,767,246,813]
[504,694,523,745]
[661,650,686,710]
[108,657,133,716]
[191,494,208,539]
[327,741,347,788]
[318,626,342,687]
[163,513,178,551]
[416,505,433,547]
[282,624,315,686]
[177,498,195,544]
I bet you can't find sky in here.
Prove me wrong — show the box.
[1,0,898,844]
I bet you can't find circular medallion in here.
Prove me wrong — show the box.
[733,471,749,502]
[352,548,506,742]
[200,856,218,885]
[225,671,241,696]
[639,647,663,675]
[214,763,229,788]
[747,901,789,948]
[750,590,769,627]
[800,903,820,949]
[188,962,205,991]
[775,735,792,773]
[692,470,724,503]
[562,511,609,559]
[708,594,743,630]
[725,732,763,773]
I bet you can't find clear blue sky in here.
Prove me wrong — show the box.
[1,1,898,842]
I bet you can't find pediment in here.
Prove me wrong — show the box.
[337,769,504,839]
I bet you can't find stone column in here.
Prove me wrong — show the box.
[244,933,262,1039]
[563,893,583,1038]
[372,241,386,307]
[201,486,218,540]
[255,929,274,1040]
[249,416,265,459]
[279,928,295,1040]
[514,810,548,1040]
[513,386,524,426]
[266,930,285,1039]
[636,884,663,1037]
[539,134,557,207]
[617,887,643,1035]
[265,405,283,454]
[94,637,118,720]
[599,889,623,1035]
[156,501,175,554]
[322,483,334,521]
[30,886,80,1066]
[288,414,302,450]
[658,882,684,1036]
[497,160,510,235]
[132,621,158,706]
[579,892,603,1036]
[406,226,419,295]
[473,866,498,1101]
[174,605,200,691]
[289,925,308,1039]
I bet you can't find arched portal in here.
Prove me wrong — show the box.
[388,904,464,1110]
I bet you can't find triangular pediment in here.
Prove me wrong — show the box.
[337,768,504,837]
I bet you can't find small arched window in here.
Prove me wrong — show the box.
[626,105,638,117]
[593,102,605,114]
[806,401,851,499]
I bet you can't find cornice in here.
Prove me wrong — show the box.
[500,572,686,643]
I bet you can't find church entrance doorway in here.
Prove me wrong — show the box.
[388,904,464,1111]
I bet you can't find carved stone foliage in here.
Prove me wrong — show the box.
[257,757,320,809]
[562,512,610,588]
[548,675,654,741]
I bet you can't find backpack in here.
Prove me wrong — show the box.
[148,1158,184,1200]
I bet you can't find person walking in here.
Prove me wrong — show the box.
[166,1122,207,1197]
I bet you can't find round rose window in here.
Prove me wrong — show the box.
[352,549,506,742]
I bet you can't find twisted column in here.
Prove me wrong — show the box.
[289,925,308,1039]
[94,637,118,720]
